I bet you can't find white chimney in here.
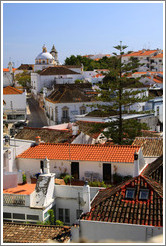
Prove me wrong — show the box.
[72,125,79,136]
[43,157,50,174]
[8,61,13,74]
[133,151,139,177]
[82,181,90,213]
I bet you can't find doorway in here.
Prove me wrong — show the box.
[71,162,79,179]
[103,163,111,183]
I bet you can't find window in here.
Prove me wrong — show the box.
[62,107,69,118]
[3,212,11,218]
[44,211,50,219]
[58,208,63,221]
[13,213,25,220]
[76,209,83,220]
[125,189,135,199]
[27,215,39,221]
[65,209,70,223]
[139,190,149,200]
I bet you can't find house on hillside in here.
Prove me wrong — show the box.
[44,84,101,124]
[132,137,163,165]
[31,66,83,96]
[16,141,145,183]
[122,49,163,72]
[3,86,27,123]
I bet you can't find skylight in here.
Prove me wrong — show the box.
[139,190,149,200]
[125,189,135,199]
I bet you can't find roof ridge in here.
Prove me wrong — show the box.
[140,175,163,198]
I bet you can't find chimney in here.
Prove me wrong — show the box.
[8,61,13,74]
[35,136,41,145]
[43,157,50,174]
[133,151,139,177]
[72,125,79,136]
[82,181,90,213]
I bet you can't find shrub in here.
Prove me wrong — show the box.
[63,175,73,184]
[88,180,107,187]
[22,174,26,184]
[48,209,55,225]
[56,220,64,226]
[59,172,68,179]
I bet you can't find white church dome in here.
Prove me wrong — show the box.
[36,51,53,60]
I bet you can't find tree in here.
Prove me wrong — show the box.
[14,71,31,91]
[95,41,150,145]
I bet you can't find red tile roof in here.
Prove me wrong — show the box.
[3,183,36,195]
[81,175,163,227]
[3,68,17,72]
[3,86,23,95]
[150,53,163,59]
[17,143,140,163]
[123,50,158,57]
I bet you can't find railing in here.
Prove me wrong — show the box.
[3,194,26,206]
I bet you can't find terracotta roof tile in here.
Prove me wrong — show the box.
[132,137,163,157]
[123,50,158,57]
[17,143,140,163]
[3,86,23,95]
[3,222,71,243]
[39,66,80,75]
[81,175,163,227]
[3,184,36,195]
[3,68,17,72]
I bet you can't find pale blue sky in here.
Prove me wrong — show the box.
[3,2,163,68]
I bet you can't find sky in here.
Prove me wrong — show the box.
[2,1,164,68]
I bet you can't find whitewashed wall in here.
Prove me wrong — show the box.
[3,92,26,111]
[45,100,98,124]
[78,220,163,242]
[3,71,14,87]
[16,158,143,180]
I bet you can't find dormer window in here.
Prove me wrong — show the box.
[125,188,135,199]
[139,189,149,200]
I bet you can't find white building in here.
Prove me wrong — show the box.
[31,66,83,96]
[16,141,145,182]
[122,49,163,72]
[3,86,27,123]
[44,84,100,124]
[3,62,16,87]
[72,173,163,243]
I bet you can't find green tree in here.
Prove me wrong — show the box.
[14,71,31,91]
[95,41,150,145]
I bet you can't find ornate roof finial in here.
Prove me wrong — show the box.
[42,44,47,53]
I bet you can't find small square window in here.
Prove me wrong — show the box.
[139,190,149,200]
[125,189,135,199]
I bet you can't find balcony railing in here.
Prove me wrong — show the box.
[3,194,26,206]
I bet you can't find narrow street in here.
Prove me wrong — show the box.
[27,95,48,127]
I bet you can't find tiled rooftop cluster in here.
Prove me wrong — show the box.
[17,143,140,163]
[132,137,163,157]
[81,175,163,227]
[3,222,71,243]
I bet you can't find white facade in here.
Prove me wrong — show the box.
[75,220,163,243]
[3,70,14,87]
[3,90,27,122]
[31,72,84,95]
[44,99,99,124]
[16,149,145,182]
